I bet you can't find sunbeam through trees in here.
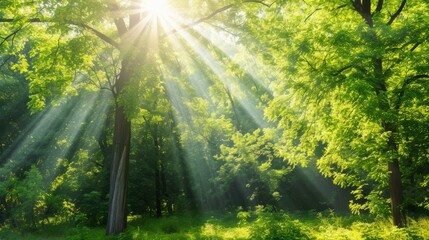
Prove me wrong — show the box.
[1,0,429,239]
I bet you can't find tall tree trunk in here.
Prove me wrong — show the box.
[106,58,132,235]
[105,1,142,227]
[368,6,406,224]
[106,104,131,235]
[377,54,406,227]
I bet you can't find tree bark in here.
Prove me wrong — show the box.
[106,58,132,235]
[383,120,406,227]
[388,158,406,227]
[106,104,131,234]
[353,0,407,227]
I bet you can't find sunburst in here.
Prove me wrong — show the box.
[142,0,172,19]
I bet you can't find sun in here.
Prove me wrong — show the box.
[143,0,172,19]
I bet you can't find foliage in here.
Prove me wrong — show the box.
[1,212,428,239]
[0,91,111,228]
[0,165,46,229]
[242,0,429,217]
[2,0,429,235]
[250,209,310,240]
[216,128,291,207]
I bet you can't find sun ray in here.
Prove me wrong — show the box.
[156,21,269,209]
[0,90,110,185]
[192,24,277,92]
[161,18,268,128]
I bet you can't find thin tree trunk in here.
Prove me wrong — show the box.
[178,151,197,210]
[160,158,173,214]
[170,115,197,210]
[151,126,162,218]
[155,158,162,218]
[388,158,406,227]
[225,86,241,131]
[383,120,406,227]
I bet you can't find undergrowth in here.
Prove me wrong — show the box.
[0,210,428,239]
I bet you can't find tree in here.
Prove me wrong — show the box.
[216,129,291,208]
[1,0,273,234]
[242,0,429,227]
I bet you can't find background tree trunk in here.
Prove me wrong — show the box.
[385,123,406,227]
[155,159,162,218]
[388,159,406,227]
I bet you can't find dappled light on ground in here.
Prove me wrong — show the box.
[1,211,429,239]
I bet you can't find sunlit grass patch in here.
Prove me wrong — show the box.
[307,213,429,240]
[200,222,250,239]
[412,217,429,237]
[348,218,428,240]
[1,212,429,239]
[125,213,251,239]
[312,224,363,240]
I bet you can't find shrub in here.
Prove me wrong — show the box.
[237,211,251,226]
[352,221,425,240]
[250,208,310,240]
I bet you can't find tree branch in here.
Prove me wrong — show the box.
[405,74,429,85]
[410,42,421,52]
[332,4,348,11]
[396,74,429,109]
[0,18,120,49]
[302,56,316,71]
[351,0,362,13]
[373,0,383,14]
[164,0,273,37]
[0,27,22,47]
[332,65,352,76]
[107,2,128,37]
[206,22,239,37]
[362,0,371,15]
[129,0,141,29]
[0,55,13,69]
[352,0,373,27]
[68,21,120,49]
[304,8,321,22]
[387,0,406,25]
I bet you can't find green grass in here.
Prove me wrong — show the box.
[1,211,428,239]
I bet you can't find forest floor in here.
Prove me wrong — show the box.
[0,211,428,239]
